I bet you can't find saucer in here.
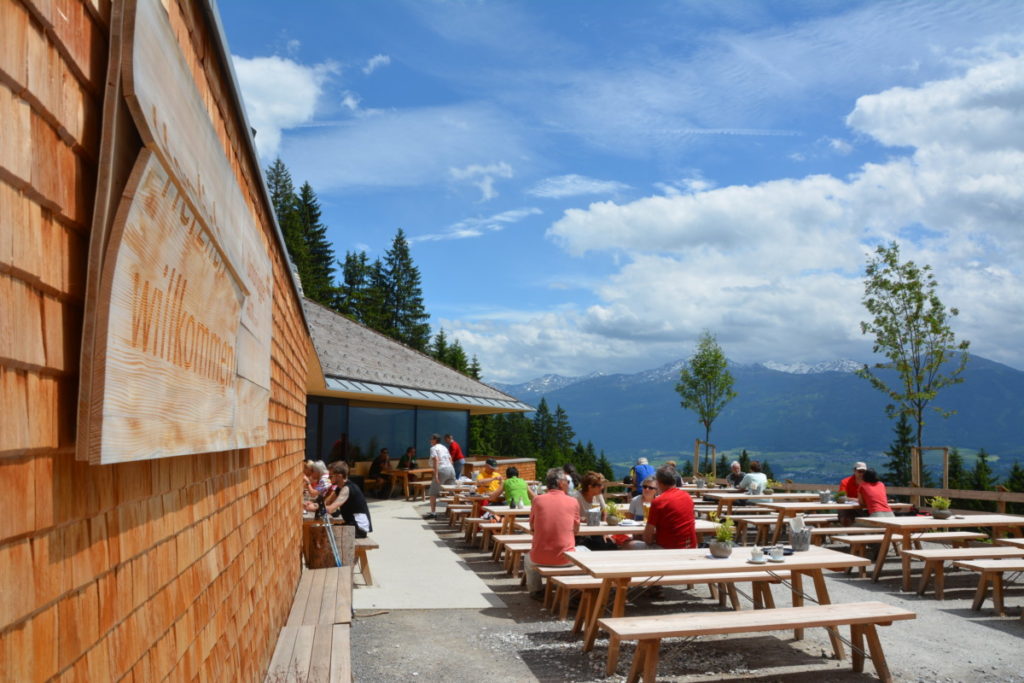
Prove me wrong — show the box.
[768,557,786,563]
[746,558,767,565]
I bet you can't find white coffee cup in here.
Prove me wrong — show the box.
[770,546,784,561]
[750,547,764,562]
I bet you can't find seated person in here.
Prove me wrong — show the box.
[573,472,615,550]
[321,461,373,538]
[726,461,744,488]
[397,446,418,469]
[525,468,582,599]
[857,469,894,518]
[475,458,503,497]
[303,460,332,499]
[367,448,391,496]
[838,461,867,524]
[642,466,697,549]
[628,475,657,520]
[491,466,532,506]
[734,460,770,505]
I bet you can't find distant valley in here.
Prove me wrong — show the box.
[492,356,1024,483]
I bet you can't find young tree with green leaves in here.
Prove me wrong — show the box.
[857,242,970,454]
[676,331,737,464]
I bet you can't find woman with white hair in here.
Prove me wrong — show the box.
[304,460,331,497]
[726,461,744,488]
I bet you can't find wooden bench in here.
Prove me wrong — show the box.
[536,565,585,609]
[598,601,916,682]
[265,566,353,682]
[554,571,789,626]
[490,533,532,562]
[462,516,487,543]
[810,526,883,545]
[901,546,1024,599]
[354,537,379,586]
[832,531,987,578]
[503,541,534,578]
[479,522,504,551]
[446,503,473,527]
[953,558,1024,615]
[409,480,431,501]
[741,514,838,545]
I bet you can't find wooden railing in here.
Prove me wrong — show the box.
[760,480,1024,511]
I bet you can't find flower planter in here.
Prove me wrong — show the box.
[709,540,733,558]
[932,509,952,519]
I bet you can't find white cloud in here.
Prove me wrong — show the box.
[451,52,1024,380]
[232,55,336,158]
[828,138,853,154]
[280,104,529,192]
[412,208,541,243]
[363,54,391,75]
[341,91,361,112]
[449,162,514,201]
[527,174,630,198]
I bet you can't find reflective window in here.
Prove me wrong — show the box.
[417,409,469,455]
[348,406,415,462]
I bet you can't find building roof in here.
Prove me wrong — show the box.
[302,299,531,414]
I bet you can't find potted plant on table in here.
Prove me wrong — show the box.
[605,500,621,526]
[709,513,735,558]
[928,496,953,519]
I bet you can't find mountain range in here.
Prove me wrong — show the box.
[493,356,1024,483]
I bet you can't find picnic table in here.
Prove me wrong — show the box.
[485,505,534,533]
[859,514,1024,590]
[757,501,914,544]
[701,491,820,516]
[385,468,433,500]
[566,545,870,654]
[513,519,717,538]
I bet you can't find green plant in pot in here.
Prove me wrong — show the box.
[835,490,848,503]
[709,514,735,558]
[928,496,952,519]
[605,500,621,526]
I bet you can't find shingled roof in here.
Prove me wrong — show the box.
[303,299,531,413]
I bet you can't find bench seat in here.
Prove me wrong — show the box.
[354,537,378,586]
[901,545,1024,599]
[598,601,916,682]
[953,559,1024,615]
[832,531,987,578]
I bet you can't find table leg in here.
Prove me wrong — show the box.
[790,571,804,640]
[403,475,411,500]
[971,573,990,610]
[992,573,1005,616]
[612,579,630,618]
[863,624,893,683]
[583,578,613,651]
[770,511,787,545]
[871,529,894,582]
[851,623,865,673]
[811,569,845,660]
[899,530,913,591]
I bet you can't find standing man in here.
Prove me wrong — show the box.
[642,466,697,549]
[445,433,466,479]
[629,457,656,497]
[426,434,456,520]
[525,468,581,599]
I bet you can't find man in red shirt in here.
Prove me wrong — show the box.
[643,466,697,549]
[444,433,466,479]
[838,461,867,525]
[526,467,580,598]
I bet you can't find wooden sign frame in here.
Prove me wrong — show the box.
[693,438,717,479]
[77,0,272,464]
[911,446,950,490]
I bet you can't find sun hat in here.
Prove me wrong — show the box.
[854,461,868,471]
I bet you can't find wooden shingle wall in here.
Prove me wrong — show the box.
[1,0,308,680]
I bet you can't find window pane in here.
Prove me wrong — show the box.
[416,409,469,454]
[320,402,349,463]
[349,406,415,462]
[304,400,320,461]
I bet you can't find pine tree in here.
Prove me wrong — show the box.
[533,398,554,456]
[739,450,751,472]
[553,405,576,457]
[761,460,775,481]
[716,454,728,479]
[382,229,430,351]
[295,182,336,305]
[431,328,449,363]
[596,450,614,480]
[447,339,469,374]
[336,251,371,319]
[969,449,997,511]
[883,413,914,487]
[363,258,389,332]
[266,159,310,284]
[1006,461,1024,514]
[947,448,967,489]
[468,356,482,380]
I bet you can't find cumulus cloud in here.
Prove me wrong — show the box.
[527,174,630,198]
[363,54,391,75]
[412,208,542,243]
[452,53,1024,380]
[232,55,336,158]
[449,162,514,200]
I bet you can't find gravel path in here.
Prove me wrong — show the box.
[351,512,1024,682]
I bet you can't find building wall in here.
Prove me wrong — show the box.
[1,1,307,680]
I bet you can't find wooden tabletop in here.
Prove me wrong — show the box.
[758,501,911,513]
[860,514,1024,531]
[565,545,869,579]
[513,519,716,536]
[703,492,819,502]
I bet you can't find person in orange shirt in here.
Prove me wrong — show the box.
[858,469,894,517]
[837,461,867,525]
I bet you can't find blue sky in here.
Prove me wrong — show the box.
[219,1,1024,383]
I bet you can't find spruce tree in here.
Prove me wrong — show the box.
[553,405,576,459]
[431,328,449,363]
[969,449,997,511]
[295,182,336,305]
[739,450,750,472]
[468,356,482,380]
[595,450,614,480]
[1006,462,1024,514]
[265,159,310,283]
[336,251,371,319]
[447,339,469,374]
[382,229,430,351]
[883,413,914,487]
[947,448,967,489]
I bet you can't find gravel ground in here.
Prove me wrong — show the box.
[351,516,1024,682]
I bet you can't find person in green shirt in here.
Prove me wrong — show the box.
[492,466,532,507]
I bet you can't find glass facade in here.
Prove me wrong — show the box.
[304,397,468,463]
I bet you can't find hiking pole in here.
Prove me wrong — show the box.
[318,503,343,567]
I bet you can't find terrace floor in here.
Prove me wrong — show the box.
[349,498,1024,682]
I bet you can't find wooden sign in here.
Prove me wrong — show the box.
[78,0,272,463]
